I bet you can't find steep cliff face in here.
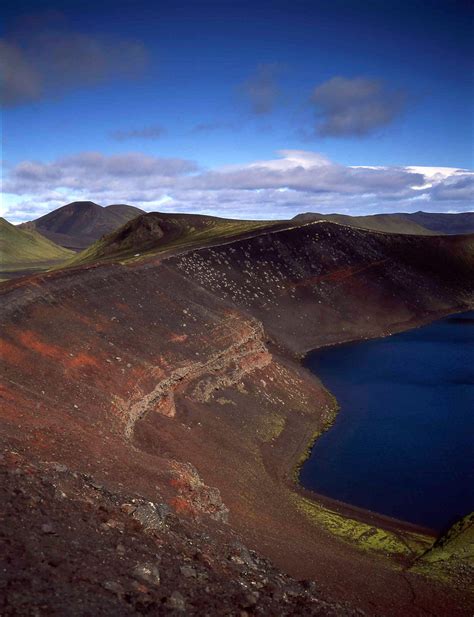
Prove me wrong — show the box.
[1,221,473,616]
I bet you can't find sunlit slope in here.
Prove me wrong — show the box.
[0,217,74,273]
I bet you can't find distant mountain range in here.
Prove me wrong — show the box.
[293,211,474,235]
[16,202,474,258]
[402,211,474,235]
[20,201,145,250]
[2,202,472,281]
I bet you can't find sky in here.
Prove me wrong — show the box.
[1,0,473,222]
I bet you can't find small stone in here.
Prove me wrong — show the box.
[241,591,259,608]
[133,563,160,586]
[131,502,169,532]
[166,591,186,611]
[230,555,245,565]
[49,462,68,473]
[103,519,125,532]
[116,543,126,555]
[102,580,124,595]
[180,565,196,578]
[41,523,55,534]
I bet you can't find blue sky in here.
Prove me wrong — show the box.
[2,0,473,221]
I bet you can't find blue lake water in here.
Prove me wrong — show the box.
[300,312,474,532]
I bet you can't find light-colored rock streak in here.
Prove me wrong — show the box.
[119,319,271,438]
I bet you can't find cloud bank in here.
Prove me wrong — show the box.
[3,150,472,223]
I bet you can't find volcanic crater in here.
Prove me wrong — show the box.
[1,214,473,616]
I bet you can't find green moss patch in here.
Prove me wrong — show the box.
[293,494,432,558]
[412,512,474,582]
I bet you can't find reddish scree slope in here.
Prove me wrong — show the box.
[1,221,473,616]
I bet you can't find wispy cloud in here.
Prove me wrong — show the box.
[240,64,282,114]
[190,121,235,134]
[3,150,472,223]
[311,76,405,137]
[110,125,166,141]
[1,14,148,107]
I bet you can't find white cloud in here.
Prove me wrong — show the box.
[3,150,473,223]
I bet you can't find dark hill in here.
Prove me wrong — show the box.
[21,201,145,250]
[293,212,434,234]
[293,211,474,235]
[405,211,474,234]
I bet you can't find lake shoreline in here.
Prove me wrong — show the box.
[287,305,473,547]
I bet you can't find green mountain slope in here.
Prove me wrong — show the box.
[0,217,74,275]
[67,212,285,266]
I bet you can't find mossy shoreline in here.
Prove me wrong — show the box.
[288,391,434,563]
[285,312,473,570]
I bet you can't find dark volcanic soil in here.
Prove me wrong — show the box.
[1,450,360,617]
[1,221,473,616]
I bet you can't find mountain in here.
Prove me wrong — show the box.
[405,211,474,234]
[293,211,474,235]
[68,211,287,266]
[1,217,473,616]
[0,217,74,279]
[293,212,435,234]
[21,201,145,250]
